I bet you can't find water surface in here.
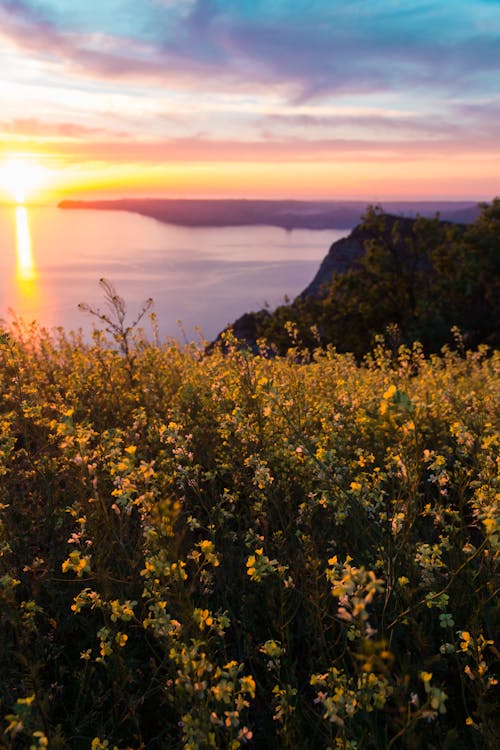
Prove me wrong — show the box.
[0,206,346,341]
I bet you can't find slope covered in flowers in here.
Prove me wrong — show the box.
[0,314,498,749]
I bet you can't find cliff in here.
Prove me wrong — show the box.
[211,207,493,355]
[299,214,433,298]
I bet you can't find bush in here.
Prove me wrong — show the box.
[0,312,498,749]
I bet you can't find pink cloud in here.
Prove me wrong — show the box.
[2,132,495,165]
[1,117,116,138]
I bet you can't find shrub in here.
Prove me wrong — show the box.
[0,316,498,748]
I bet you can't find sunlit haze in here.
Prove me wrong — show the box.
[0,155,52,204]
[0,1,499,202]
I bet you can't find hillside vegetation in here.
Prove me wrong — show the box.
[228,199,500,357]
[0,299,498,748]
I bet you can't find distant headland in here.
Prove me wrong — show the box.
[58,198,481,230]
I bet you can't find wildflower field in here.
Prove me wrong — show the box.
[0,312,498,749]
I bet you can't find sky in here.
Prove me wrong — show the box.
[0,0,499,201]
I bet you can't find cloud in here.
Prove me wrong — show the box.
[1,117,114,138]
[450,99,500,139]
[0,3,166,82]
[262,111,461,141]
[2,129,497,166]
[251,96,500,151]
[0,0,498,101]
[187,0,221,30]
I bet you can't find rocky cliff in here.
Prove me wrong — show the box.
[211,211,471,353]
[299,214,431,298]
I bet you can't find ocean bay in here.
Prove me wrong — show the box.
[0,206,346,341]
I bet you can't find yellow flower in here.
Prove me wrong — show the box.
[61,550,91,578]
[459,631,471,651]
[115,632,128,648]
[483,517,496,534]
[383,384,397,400]
[240,675,256,698]
[200,539,214,553]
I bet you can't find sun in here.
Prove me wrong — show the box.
[0,154,49,204]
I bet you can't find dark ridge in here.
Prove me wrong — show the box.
[58,198,479,230]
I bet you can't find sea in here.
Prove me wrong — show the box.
[0,205,347,343]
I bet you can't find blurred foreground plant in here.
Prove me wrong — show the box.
[0,310,498,748]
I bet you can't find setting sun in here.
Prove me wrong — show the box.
[0,155,50,204]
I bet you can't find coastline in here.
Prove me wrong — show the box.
[58,197,480,230]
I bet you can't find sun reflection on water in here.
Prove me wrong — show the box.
[12,205,44,323]
[16,206,36,282]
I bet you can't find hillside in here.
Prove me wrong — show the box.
[214,201,499,356]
